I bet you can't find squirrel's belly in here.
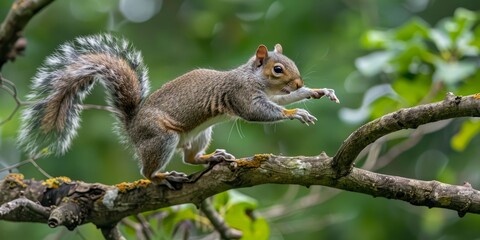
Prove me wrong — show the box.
[177,114,234,148]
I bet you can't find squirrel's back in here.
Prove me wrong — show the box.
[144,67,254,132]
[18,34,150,155]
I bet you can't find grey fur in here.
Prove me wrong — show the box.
[17,34,339,182]
[18,34,149,155]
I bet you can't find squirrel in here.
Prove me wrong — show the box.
[18,34,339,188]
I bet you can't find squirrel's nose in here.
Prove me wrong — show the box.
[292,78,304,89]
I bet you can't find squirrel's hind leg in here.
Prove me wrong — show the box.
[134,125,188,189]
[182,128,235,165]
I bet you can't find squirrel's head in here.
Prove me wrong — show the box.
[252,44,303,95]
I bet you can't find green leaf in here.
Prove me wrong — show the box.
[453,8,477,41]
[225,190,258,209]
[213,191,230,209]
[451,119,480,151]
[389,42,432,73]
[454,8,477,23]
[455,31,479,57]
[370,97,400,119]
[472,24,480,47]
[392,76,430,106]
[212,190,269,240]
[456,71,480,96]
[432,59,476,85]
[161,205,199,236]
[394,17,430,41]
[355,51,394,77]
[361,30,391,49]
[429,28,451,51]
[225,201,269,240]
[431,9,477,53]
[440,8,478,56]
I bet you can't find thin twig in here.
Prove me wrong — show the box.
[121,218,147,240]
[359,119,452,171]
[0,158,32,173]
[200,198,242,240]
[0,152,45,173]
[134,214,154,240]
[373,120,451,170]
[261,187,340,219]
[0,151,51,178]
[100,223,126,240]
[0,75,115,128]
[28,156,52,179]
[0,75,24,125]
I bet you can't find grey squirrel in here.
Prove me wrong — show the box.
[18,34,339,188]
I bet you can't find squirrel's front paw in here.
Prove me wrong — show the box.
[283,108,317,125]
[151,171,189,190]
[311,88,340,103]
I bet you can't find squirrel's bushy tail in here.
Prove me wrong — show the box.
[18,34,150,156]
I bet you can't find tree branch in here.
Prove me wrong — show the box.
[1,93,479,237]
[333,92,480,177]
[200,198,242,239]
[2,152,480,230]
[0,197,50,219]
[0,0,55,69]
[100,223,126,240]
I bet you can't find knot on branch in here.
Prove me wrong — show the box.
[6,36,26,62]
[48,198,83,230]
[44,181,105,230]
[0,174,107,230]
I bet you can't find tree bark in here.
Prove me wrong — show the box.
[2,152,480,229]
[0,0,55,69]
[1,93,480,236]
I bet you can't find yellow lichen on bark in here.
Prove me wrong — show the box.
[4,173,27,188]
[115,179,152,193]
[234,154,271,168]
[42,176,72,189]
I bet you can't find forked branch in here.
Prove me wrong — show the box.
[333,92,480,177]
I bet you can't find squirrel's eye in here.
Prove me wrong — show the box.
[273,65,283,74]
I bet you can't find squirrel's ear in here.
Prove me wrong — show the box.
[274,44,283,54]
[255,45,268,67]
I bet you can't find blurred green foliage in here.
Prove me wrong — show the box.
[354,7,480,151]
[1,0,480,239]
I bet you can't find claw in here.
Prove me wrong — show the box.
[323,88,340,103]
[311,88,340,103]
[290,108,317,125]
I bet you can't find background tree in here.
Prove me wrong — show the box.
[1,0,480,239]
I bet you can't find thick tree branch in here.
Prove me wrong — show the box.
[333,92,480,177]
[0,0,55,69]
[1,152,480,231]
[1,93,479,237]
